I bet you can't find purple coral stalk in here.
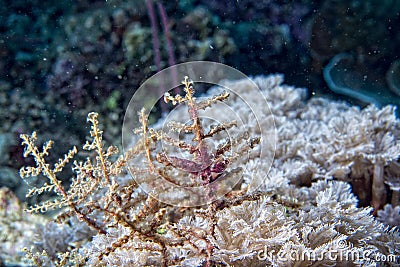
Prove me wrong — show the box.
[145,0,161,72]
[146,0,168,113]
[157,2,178,94]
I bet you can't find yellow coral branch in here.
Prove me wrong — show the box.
[85,112,110,183]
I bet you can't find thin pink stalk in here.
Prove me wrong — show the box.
[146,0,168,113]
[146,0,161,72]
[157,2,179,94]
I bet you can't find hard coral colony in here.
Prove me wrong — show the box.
[15,75,400,266]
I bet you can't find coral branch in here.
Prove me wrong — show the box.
[84,112,111,184]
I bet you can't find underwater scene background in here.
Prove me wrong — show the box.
[1,0,400,266]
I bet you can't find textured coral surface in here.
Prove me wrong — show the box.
[10,75,400,267]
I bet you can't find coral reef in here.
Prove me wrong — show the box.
[17,75,400,266]
[0,187,47,266]
[2,1,399,206]
[204,74,400,210]
[1,0,399,264]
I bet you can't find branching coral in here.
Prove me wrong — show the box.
[132,76,259,206]
[18,74,400,266]
[19,76,261,266]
